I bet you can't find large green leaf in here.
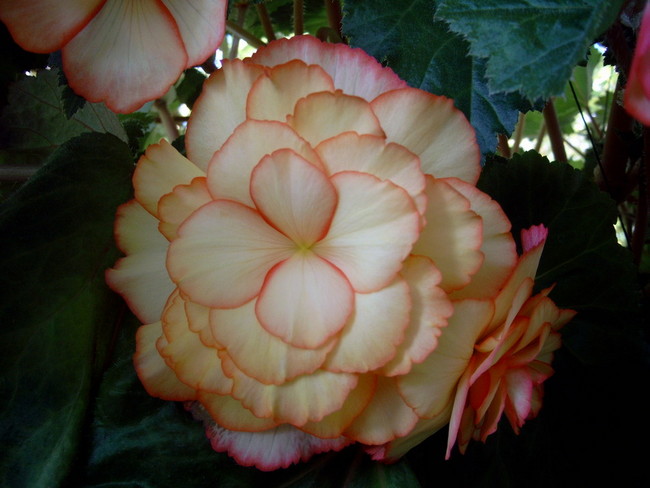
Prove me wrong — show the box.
[342,0,534,154]
[0,133,134,488]
[435,0,625,100]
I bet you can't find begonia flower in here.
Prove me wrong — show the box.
[624,2,650,125]
[373,225,575,461]
[0,0,227,113]
[106,35,519,470]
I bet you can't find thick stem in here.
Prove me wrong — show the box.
[543,98,567,163]
[256,2,276,41]
[497,134,512,158]
[226,20,265,48]
[294,0,304,36]
[229,3,249,59]
[154,98,180,141]
[325,0,343,39]
[0,165,39,181]
[512,112,526,153]
[631,128,649,265]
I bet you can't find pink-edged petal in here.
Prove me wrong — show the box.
[344,376,419,445]
[250,149,337,245]
[161,0,226,66]
[184,297,219,347]
[0,0,102,53]
[624,3,650,125]
[198,392,277,431]
[205,423,351,471]
[315,132,426,213]
[256,252,354,349]
[158,176,212,240]
[158,291,233,394]
[521,224,548,253]
[186,59,265,170]
[63,0,188,113]
[222,353,358,426]
[381,256,453,376]
[314,172,420,293]
[207,119,322,207]
[167,200,293,308]
[210,300,335,385]
[398,299,495,418]
[105,201,175,324]
[133,139,204,217]
[323,277,411,374]
[248,35,407,101]
[289,91,384,147]
[504,369,534,428]
[371,88,481,183]
[444,178,517,299]
[246,60,335,122]
[412,177,483,292]
[445,366,472,459]
[299,374,377,439]
[133,321,197,401]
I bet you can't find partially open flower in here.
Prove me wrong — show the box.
[624,2,650,125]
[106,35,518,470]
[0,0,227,112]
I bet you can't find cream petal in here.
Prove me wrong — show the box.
[256,252,354,349]
[206,119,322,207]
[63,0,188,113]
[248,35,407,101]
[246,60,335,122]
[371,88,481,183]
[314,172,420,293]
[133,139,204,217]
[289,91,384,147]
[157,176,212,240]
[186,59,265,170]
[167,200,293,308]
[250,149,337,246]
[411,177,484,293]
[198,392,277,431]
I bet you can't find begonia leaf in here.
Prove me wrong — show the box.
[435,0,625,101]
[0,133,134,488]
[342,0,535,154]
[0,68,127,167]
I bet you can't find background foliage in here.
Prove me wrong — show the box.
[1,1,648,487]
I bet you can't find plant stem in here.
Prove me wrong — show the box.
[256,2,276,41]
[226,20,265,48]
[543,98,567,163]
[512,112,526,153]
[631,127,649,265]
[154,98,179,141]
[534,123,547,153]
[294,0,304,35]
[325,0,343,39]
[0,164,39,181]
[497,134,512,158]
[229,3,249,59]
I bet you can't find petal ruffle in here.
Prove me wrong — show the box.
[370,88,481,183]
[167,200,293,308]
[157,176,212,240]
[198,393,277,431]
[314,172,420,293]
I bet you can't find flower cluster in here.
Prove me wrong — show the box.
[105,35,574,469]
[0,0,227,113]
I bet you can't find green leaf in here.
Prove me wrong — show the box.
[0,68,127,167]
[175,68,207,110]
[0,133,134,488]
[435,0,625,100]
[342,0,534,154]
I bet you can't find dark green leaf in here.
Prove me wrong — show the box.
[435,0,626,100]
[175,68,207,110]
[342,0,533,154]
[0,133,134,488]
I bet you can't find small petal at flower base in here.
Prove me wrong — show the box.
[105,35,554,470]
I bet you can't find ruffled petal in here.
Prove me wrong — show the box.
[289,91,384,147]
[186,59,265,170]
[322,277,411,373]
[250,149,337,245]
[63,0,188,113]
[256,252,354,349]
[381,256,453,376]
[0,0,102,52]
[133,321,197,401]
[161,0,226,66]
[411,177,483,292]
[167,200,293,308]
[248,35,407,101]
[314,172,420,293]
[157,177,212,240]
[344,376,419,445]
[315,132,426,214]
[133,139,204,217]
[246,60,335,122]
[370,88,481,183]
[210,300,335,385]
[105,201,174,324]
[197,393,277,431]
[207,119,322,207]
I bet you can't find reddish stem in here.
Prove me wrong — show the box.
[543,98,567,163]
